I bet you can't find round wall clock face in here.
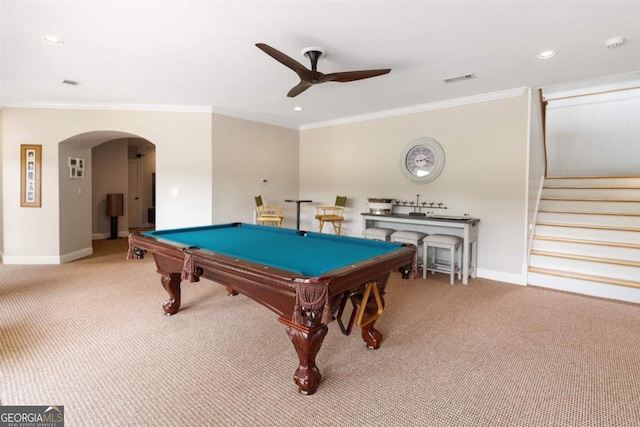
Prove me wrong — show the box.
[400,137,445,182]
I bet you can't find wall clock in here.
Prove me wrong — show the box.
[400,137,445,182]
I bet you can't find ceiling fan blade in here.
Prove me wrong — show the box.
[287,81,313,97]
[257,43,391,97]
[256,43,313,81]
[321,69,391,83]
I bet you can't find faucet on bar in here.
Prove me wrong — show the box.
[409,194,426,216]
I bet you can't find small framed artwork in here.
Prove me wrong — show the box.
[21,144,42,207]
[68,157,85,179]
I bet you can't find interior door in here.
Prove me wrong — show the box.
[128,161,141,229]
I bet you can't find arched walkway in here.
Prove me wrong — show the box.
[58,131,156,262]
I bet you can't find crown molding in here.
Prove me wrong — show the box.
[0,102,301,129]
[299,87,528,131]
[2,102,214,114]
[211,107,300,130]
[1,87,527,131]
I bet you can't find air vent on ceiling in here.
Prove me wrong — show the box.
[443,73,476,83]
[61,79,81,86]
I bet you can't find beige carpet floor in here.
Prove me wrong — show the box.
[1,238,639,426]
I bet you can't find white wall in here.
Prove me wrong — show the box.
[58,143,93,260]
[2,110,61,262]
[211,114,299,227]
[300,93,530,283]
[546,87,640,176]
[92,139,128,237]
[1,108,212,263]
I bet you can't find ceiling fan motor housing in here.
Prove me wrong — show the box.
[302,47,326,71]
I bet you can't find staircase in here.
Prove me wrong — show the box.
[528,176,640,304]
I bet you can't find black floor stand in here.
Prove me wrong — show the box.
[109,217,119,240]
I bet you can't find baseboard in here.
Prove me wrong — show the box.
[59,246,93,263]
[2,255,64,264]
[3,246,93,264]
[476,268,527,286]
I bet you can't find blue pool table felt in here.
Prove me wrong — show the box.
[143,223,402,276]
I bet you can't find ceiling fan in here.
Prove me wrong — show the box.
[256,43,391,97]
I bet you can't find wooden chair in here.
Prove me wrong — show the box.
[255,195,284,227]
[315,196,347,235]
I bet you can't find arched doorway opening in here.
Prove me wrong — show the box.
[58,131,156,262]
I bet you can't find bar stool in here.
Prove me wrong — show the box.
[423,234,463,285]
[390,230,427,278]
[362,227,395,241]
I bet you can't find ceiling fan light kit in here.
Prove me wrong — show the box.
[256,43,391,97]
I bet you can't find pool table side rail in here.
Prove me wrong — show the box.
[130,231,415,287]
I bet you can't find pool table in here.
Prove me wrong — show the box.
[128,223,415,395]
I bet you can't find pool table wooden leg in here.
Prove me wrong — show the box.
[160,272,182,315]
[225,286,238,296]
[281,319,328,395]
[362,296,384,350]
[361,320,383,349]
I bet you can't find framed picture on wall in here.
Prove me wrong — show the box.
[21,144,42,207]
[68,157,85,179]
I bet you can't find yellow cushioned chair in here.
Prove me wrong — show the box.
[315,196,347,235]
[255,195,284,227]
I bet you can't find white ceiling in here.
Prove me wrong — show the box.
[1,1,639,129]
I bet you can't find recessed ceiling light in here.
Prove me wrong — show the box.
[538,50,556,59]
[43,35,63,45]
[606,37,625,48]
[293,106,303,111]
